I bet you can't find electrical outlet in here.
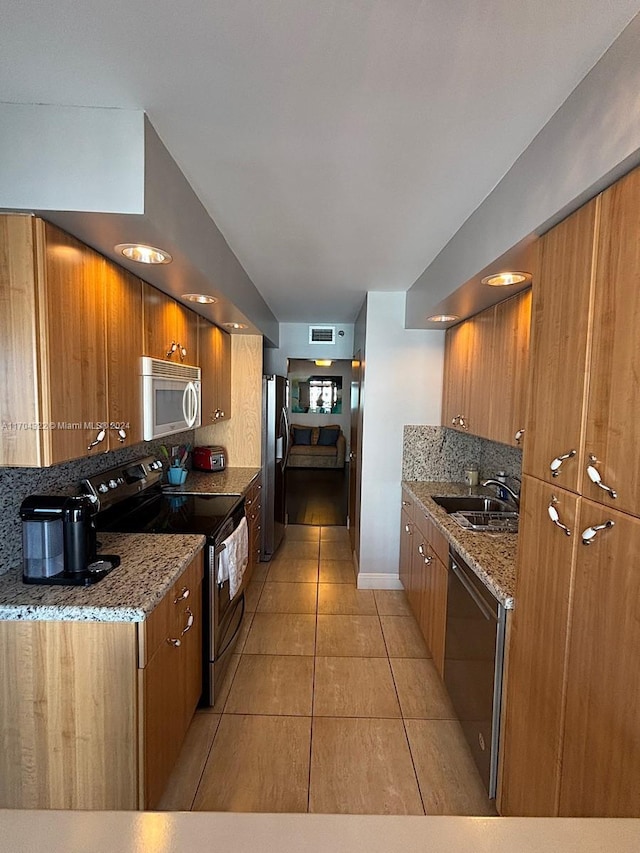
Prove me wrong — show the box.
[171,445,179,456]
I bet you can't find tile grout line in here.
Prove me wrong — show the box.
[189,705,224,810]
[307,528,322,813]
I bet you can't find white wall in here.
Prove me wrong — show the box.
[264,322,354,376]
[0,103,144,213]
[358,292,444,583]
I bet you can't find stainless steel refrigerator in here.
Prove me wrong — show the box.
[261,374,289,560]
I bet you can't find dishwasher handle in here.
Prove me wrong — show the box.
[450,558,496,622]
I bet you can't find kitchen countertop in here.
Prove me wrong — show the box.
[1,811,639,853]
[401,481,518,609]
[163,466,261,496]
[0,532,205,622]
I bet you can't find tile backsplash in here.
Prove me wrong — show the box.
[0,430,195,575]
[402,425,522,484]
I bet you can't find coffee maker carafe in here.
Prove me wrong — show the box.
[21,495,119,586]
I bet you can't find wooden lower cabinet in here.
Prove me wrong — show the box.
[0,552,204,811]
[245,474,263,581]
[498,476,578,816]
[400,497,449,676]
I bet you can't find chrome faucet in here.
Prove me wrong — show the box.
[481,479,520,509]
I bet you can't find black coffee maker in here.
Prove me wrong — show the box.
[21,495,120,586]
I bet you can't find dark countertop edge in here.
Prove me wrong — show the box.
[401,481,516,609]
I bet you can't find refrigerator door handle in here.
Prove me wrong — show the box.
[275,435,284,463]
[282,407,290,467]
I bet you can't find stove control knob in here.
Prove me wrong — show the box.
[117,477,124,485]
[98,483,109,494]
[108,479,118,489]
[155,460,163,469]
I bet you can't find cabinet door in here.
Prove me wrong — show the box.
[559,500,640,817]
[499,475,578,816]
[490,290,532,447]
[426,555,448,678]
[583,166,640,516]
[104,263,143,448]
[442,319,476,432]
[143,283,196,362]
[467,306,495,439]
[40,221,108,463]
[174,300,199,366]
[399,508,413,594]
[177,576,203,733]
[214,326,232,420]
[523,199,598,491]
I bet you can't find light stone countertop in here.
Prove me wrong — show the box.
[1,811,639,853]
[0,532,206,622]
[402,481,518,609]
[164,466,261,496]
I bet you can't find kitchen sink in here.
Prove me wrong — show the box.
[431,495,514,514]
[450,510,519,533]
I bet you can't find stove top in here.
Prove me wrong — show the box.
[83,456,243,540]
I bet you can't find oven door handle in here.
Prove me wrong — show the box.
[450,559,495,622]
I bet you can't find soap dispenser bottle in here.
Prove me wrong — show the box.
[496,471,509,501]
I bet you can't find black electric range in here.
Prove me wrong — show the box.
[83,456,243,540]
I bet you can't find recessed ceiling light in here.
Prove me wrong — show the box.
[223,322,248,330]
[115,243,172,264]
[427,314,459,323]
[182,293,217,304]
[314,360,333,367]
[481,271,530,287]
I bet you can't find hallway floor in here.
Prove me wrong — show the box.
[158,525,495,815]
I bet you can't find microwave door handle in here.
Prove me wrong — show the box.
[183,382,197,428]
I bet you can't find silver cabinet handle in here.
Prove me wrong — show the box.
[167,637,181,648]
[87,428,106,450]
[174,586,190,604]
[581,520,615,545]
[547,496,571,536]
[418,543,426,555]
[402,500,411,507]
[586,454,617,499]
[404,524,412,534]
[423,555,433,565]
[515,428,525,444]
[181,607,194,635]
[458,415,468,431]
[452,415,459,426]
[550,449,576,477]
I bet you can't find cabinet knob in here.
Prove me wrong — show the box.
[581,519,615,545]
[174,586,190,603]
[116,427,127,443]
[549,449,576,477]
[514,428,525,444]
[547,496,571,536]
[586,454,617,499]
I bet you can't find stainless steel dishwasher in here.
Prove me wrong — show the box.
[444,547,507,799]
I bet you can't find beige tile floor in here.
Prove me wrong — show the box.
[157,525,496,816]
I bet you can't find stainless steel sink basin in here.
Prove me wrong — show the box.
[431,495,513,514]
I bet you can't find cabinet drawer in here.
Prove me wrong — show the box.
[140,552,204,667]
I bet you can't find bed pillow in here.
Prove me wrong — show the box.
[317,427,340,446]
[292,427,312,446]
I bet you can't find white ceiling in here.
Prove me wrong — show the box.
[1,1,639,322]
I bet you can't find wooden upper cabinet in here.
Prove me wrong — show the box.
[583,167,640,515]
[142,284,199,366]
[499,475,578,817]
[523,198,598,491]
[442,288,531,446]
[560,499,640,817]
[490,290,532,447]
[104,263,143,447]
[442,318,477,432]
[198,318,231,424]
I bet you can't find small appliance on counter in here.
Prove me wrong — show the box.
[20,495,120,586]
[192,445,226,472]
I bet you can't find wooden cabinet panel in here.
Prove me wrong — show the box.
[143,284,199,366]
[442,319,476,431]
[559,500,640,817]
[41,221,109,463]
[523,199,598,491]
[499,476,578,816]
[584,167,640,515]
[491,290,532,447]
[104,263,143,447]
[399,508,413,594]
[467,307,494,439]
[0,620,138,810]
[420,552,448,678]
[199,319,232,424]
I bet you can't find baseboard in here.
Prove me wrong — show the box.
[356,572,403,590]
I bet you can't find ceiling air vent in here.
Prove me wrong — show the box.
[309,325,336,344]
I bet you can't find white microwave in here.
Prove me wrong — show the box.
[141,357,201,440]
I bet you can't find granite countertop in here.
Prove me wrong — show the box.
[401,481,518,609]
[0,532,206,622]
[163,466,261,496]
